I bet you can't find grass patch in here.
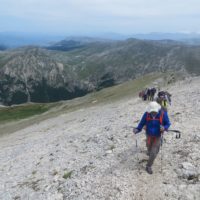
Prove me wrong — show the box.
[63,171,73,179]
[0,72,166,135]
[50,72,164,114]
[32,170,37,175]
[87,73,163,103]
[0,103,53,124]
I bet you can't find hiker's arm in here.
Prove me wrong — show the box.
[136,112,147,132]
[163,112,171,131]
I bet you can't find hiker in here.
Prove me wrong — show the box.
[151,88,156,101]
[139,90,144,99]
[143,88,148,101]
[147,88,151,100]
[133,101,171,174]
[157,90,172,111]
[156,91,168,111]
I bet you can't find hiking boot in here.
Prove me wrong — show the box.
[146,166,153,174]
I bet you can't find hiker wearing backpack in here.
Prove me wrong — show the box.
[147,88,151,100]
[151,88,156,101]
[133,101,171,174]
[156,91,168,111]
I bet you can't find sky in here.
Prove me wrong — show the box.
[1,0,200,35]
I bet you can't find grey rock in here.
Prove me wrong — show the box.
[0,77,200,199]
[177,162,199,181]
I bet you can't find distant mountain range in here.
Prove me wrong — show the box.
[0,45,7,51]
[130,32,200,41]
[0,32,65,48]
[1,32,200,48]
[0,38,200,105]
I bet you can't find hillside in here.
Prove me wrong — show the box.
[0,47,89,105]
[0,39,200,105]
[0,77,199,199]
[0,73,162,135]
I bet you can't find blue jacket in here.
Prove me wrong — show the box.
[136,110,171,137]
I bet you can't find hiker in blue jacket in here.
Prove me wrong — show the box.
[133,101,171,174]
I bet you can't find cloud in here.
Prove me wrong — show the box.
[0,0,200,33]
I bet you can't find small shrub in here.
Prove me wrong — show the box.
[63,171,73,179]
[32,170,37,175]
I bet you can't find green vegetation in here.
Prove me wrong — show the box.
[0,72,166,135]
[63,171,73,179]
[56,72,164,117]
[87,73,162,103]
[0,54,7,68]
[0,103,53,124]
[32,170,37,175]
[184,51,200,75]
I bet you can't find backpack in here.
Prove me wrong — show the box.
[158,91,165,98]
[146,111,164,125]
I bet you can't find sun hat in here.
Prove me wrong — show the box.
[147,101,161,113]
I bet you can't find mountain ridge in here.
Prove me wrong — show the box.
[0,39,199,105]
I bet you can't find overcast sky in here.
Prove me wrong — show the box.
[1,0,200,35]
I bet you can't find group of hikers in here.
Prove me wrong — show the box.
[139,87,157,101]
[133,88,173,174]
[139,88,172,111]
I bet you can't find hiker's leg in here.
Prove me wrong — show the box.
[146,135,152,156]
[147,137,161,167]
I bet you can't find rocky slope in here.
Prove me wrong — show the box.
[0,77,199,200]
[0,47,89,105]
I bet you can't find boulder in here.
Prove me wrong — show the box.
[177,162,199,181]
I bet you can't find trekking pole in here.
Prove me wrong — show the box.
[167,129,181,139]
[160,133,164,174]
[135,134,139,161]
[132,126,139,161]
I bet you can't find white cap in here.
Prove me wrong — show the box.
[147,101,161,113]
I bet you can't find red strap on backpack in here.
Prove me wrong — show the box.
[159,111,164,124]
[146,111,164,125]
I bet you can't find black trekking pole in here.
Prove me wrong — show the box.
[167,129,181,139]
